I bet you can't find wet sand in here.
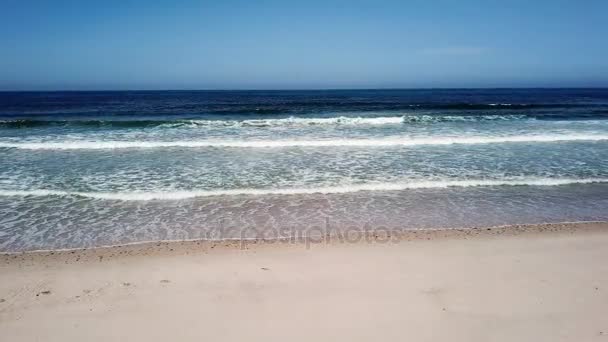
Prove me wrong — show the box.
[1,222,607,341]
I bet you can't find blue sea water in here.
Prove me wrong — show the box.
[1,89,608,251]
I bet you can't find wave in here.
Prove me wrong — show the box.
[0,114,531,129]
[162,116,407,128]
[2,178,607,201]
[165,114,529,128]
[400,114,527,123]
[1,134,607,150]
[3,112,608,129]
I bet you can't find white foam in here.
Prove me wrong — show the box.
[400,114,527,122]
[178,116,407,127]
[1,134,607,150]
[2,178,606,201]
[157,114,529,128]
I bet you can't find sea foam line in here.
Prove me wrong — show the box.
[2,178,607,201]
[1,134,607,150]
[0,114,528,129]
[162,114,527,128]
[169,116,407,127]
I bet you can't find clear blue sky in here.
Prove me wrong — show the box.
[1,0,607,90]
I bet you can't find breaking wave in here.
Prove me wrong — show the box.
[0,114,532,129]
[1,134,607,150]
[1,178,606,201]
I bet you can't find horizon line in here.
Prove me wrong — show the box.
[2,86,608,93]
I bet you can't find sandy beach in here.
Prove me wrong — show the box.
[1,222,607,341]
[2,1,607,340]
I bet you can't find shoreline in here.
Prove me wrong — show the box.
[2,220,606,262]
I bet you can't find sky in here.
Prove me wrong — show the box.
[1,0,607,90]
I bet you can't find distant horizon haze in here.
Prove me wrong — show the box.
[2,87,608,93]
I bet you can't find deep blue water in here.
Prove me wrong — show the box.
[1,89,608,251]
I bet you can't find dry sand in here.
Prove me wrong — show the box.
[1,222,607,341]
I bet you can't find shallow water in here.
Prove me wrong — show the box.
[1,89,608,251]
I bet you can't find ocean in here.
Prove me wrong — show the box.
[1,89,608,252]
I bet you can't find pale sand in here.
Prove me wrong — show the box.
[1,222,607,341]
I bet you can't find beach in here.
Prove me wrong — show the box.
[1,222,607,341]
[2,1,607,340]
[2,89,608,341]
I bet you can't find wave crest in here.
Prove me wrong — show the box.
[0,114,532,129]
[173,114,528,127]
[1,134,607,150]
[160,116,407,128]
[1,178,606,201]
